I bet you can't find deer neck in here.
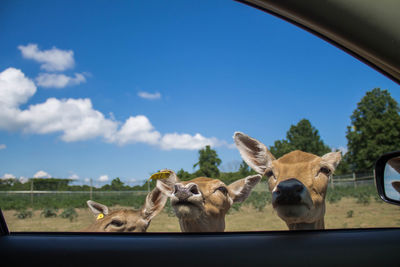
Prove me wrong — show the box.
[287,218,325,230]
[178,213,226,232]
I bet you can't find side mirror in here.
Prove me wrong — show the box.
[375,151,400,205]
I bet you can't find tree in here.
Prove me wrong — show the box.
[270,119,331,158]
[238,160,252,176]
[177,168,192,181]
[110,177,126,190]
[193,145,222,178]
[346,88,400,172]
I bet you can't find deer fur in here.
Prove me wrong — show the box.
[83,171,177,232]
[234,131,341,230]
[157,173,261,232]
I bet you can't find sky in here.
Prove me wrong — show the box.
[1,0,399,187]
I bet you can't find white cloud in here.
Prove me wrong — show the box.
[138,91,161,100]
[18,44,74,71]
[0,144,6,150]
[111,115,161,145]
[98,175,109,182]
[160,133,222,150]
[0,68,36,109]
[19,176,29,184]
[2,173,16,179]
[69,173,79,180]
[33,170,51,178]
[84,178,91,183]
[0,67,228,150]
[18,97,118,142]
[36,73,86,88]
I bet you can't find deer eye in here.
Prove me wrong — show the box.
[265,170,275,179]
[216,186,228,195]
[319,167,331,176]
[110,219,124,227]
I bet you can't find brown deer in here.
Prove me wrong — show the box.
[83,171,176,232]
[157,173,261,232]
[234,132,341,230]
[389,157,400,193]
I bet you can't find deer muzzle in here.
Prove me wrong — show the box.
[272,178,306,207]
[173,183,200,202]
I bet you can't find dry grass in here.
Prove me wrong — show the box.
[4,198,400,232]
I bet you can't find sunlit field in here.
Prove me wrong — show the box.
[4,196,400,232]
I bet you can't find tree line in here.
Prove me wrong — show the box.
[1,88,399,191]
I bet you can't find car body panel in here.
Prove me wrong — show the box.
[1,229,399,266]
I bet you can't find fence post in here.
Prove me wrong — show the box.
[30,179,34,209]
[90,178,93,200]
[331,175,334,189]
[373,169,376,187]
[353,172,357,188]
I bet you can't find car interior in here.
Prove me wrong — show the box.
[1,0,400,266]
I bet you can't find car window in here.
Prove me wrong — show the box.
[1,0,400,232]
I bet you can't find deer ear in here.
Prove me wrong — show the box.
[141,169,179,222]
[155,169,179,197]
[87,200,109,216]
[228,174,262,203]
[141,187,168,222]
[233,132,275,175]
[321,152,342,171]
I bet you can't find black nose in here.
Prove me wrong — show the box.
[273,178,305,205]
[174,184,199,201]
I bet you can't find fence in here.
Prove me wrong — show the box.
[329,172,375,188]
[0,190,150,210]
[0,172,376,210]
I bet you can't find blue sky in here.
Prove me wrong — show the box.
[1,0,399,187]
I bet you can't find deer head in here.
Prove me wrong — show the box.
[157,173,261,232]
[234,132,341,230]
[84,171,177,232]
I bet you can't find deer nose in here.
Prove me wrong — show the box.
[173,183,200,201]
[273,178,305,205]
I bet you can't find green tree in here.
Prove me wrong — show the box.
[32,178,72,191]
[238,160,252,176]
[177,168,192,181]
[110,177,126,190]
[270,119,331,158]
[193,145,222,178]
[346,88,400,172]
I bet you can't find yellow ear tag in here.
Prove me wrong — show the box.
[148,170,173,181]
[97,213,104,220]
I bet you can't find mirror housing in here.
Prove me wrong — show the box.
[375,151,400,205]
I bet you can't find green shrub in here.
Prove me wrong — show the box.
[60,208,78,222]
[247,191,271,211]
[346,210,354,218]
[14,209,33,219]
[41,208,58,218]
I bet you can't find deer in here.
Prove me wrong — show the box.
[388,157,400,193]
[233,132,341,230]
[83,171,176,232]
[157,172,262,232]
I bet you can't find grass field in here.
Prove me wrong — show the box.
[4,197,400,232]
